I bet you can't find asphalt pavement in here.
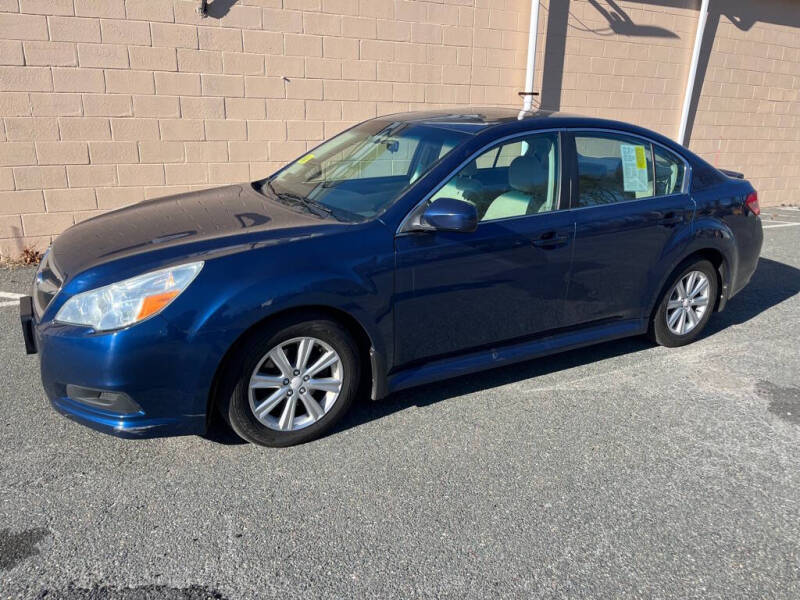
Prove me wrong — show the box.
[1,209,799,599]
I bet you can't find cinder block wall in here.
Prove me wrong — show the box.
[531,0,699,138]
[1,0,798,256]
[687,0,800,207]
[532,0,800,207]
[0,0,529,256]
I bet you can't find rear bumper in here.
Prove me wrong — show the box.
[730,217,764,299]
[29,312,217,439]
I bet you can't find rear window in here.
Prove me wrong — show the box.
[654,146,685,196]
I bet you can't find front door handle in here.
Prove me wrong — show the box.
[532,231,570,248]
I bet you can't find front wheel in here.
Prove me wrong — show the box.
[218,317,360,447]
[649,259,718,347]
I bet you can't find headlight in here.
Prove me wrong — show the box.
[55,262,203,331]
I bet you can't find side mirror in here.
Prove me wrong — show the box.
[421,197,478,233]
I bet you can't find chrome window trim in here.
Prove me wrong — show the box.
[397,126,693,235]
[562,189,689,214]
[396,127,563,235]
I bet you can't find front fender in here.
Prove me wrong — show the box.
[159,224,395,412]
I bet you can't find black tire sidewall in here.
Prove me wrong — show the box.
[220,318,360,447]
[651,259,718,347]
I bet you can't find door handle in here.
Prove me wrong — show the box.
[532,231,570,248]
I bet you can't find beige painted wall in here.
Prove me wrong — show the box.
[532,0,799,206]
[532,0,699,138]
[0,0,798,256]
[0,0,530,255]
[687,0,800,206]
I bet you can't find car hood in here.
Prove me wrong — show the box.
[51,184,333,278]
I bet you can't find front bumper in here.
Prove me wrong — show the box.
[22,297,213,438]
[20,296,37,354]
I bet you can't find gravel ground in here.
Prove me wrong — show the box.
[1,209,799,599]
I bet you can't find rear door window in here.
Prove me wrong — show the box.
[574,134,654,208]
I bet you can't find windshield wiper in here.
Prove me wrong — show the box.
[297,197,336,219]
[263,180,337,219]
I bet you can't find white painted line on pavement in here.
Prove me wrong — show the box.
[0,291,25,309]
[0,291,25,299]
[763,222,800,230]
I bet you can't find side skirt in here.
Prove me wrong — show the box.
[385,318,647,395]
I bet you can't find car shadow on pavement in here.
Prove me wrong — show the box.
[703,257,800,335]
[333,256,800,437]
[205,257,799,445]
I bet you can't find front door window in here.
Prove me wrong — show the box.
[428,132,561,222]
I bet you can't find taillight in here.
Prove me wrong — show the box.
[745,191,760,216]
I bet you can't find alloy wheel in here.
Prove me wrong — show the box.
[248,336,343,431]
[665,270,710,335]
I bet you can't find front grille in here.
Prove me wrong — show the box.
[33,249,63,317]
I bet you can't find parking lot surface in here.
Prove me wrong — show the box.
[1,209,799,599]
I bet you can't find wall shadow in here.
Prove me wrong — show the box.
[201,0,238,19]
[587,0,679,38]
[539,0,681,111]
[683,0,800,144]
[538,0,800,145]
[703,257,800,335]
[539,0,570,111]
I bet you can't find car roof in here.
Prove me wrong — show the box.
[377,107,563,126]
[376,107,691,160]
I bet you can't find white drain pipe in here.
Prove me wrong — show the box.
[678,0,710,146]
[519,0,541,117]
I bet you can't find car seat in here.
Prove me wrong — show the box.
[482,138,552,221]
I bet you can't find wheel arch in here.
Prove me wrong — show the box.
[647,246,730,324]
[206,304,385,428]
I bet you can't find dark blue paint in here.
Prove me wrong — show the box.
[420,197,478,233]
[26,109,763,438]
[394,209,575,366]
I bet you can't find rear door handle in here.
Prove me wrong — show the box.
[532,231,570,248]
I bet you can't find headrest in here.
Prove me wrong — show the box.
[509,155,548,194]
[525,137,554,160]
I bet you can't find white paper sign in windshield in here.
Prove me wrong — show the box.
[620,144,649,193]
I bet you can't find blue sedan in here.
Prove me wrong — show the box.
[20,109,763,446]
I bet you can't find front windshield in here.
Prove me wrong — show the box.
[261,119,474,221]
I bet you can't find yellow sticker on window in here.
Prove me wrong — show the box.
[634,145,646,169]
[298,154,314,164]
[620,144,649,193]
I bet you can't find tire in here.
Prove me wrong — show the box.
[218,316,360,447]
[649,258,718,348]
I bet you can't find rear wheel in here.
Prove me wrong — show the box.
[649,258,718,347]
[218,317,360,447]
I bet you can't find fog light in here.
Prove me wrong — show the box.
[65,385,142,415]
